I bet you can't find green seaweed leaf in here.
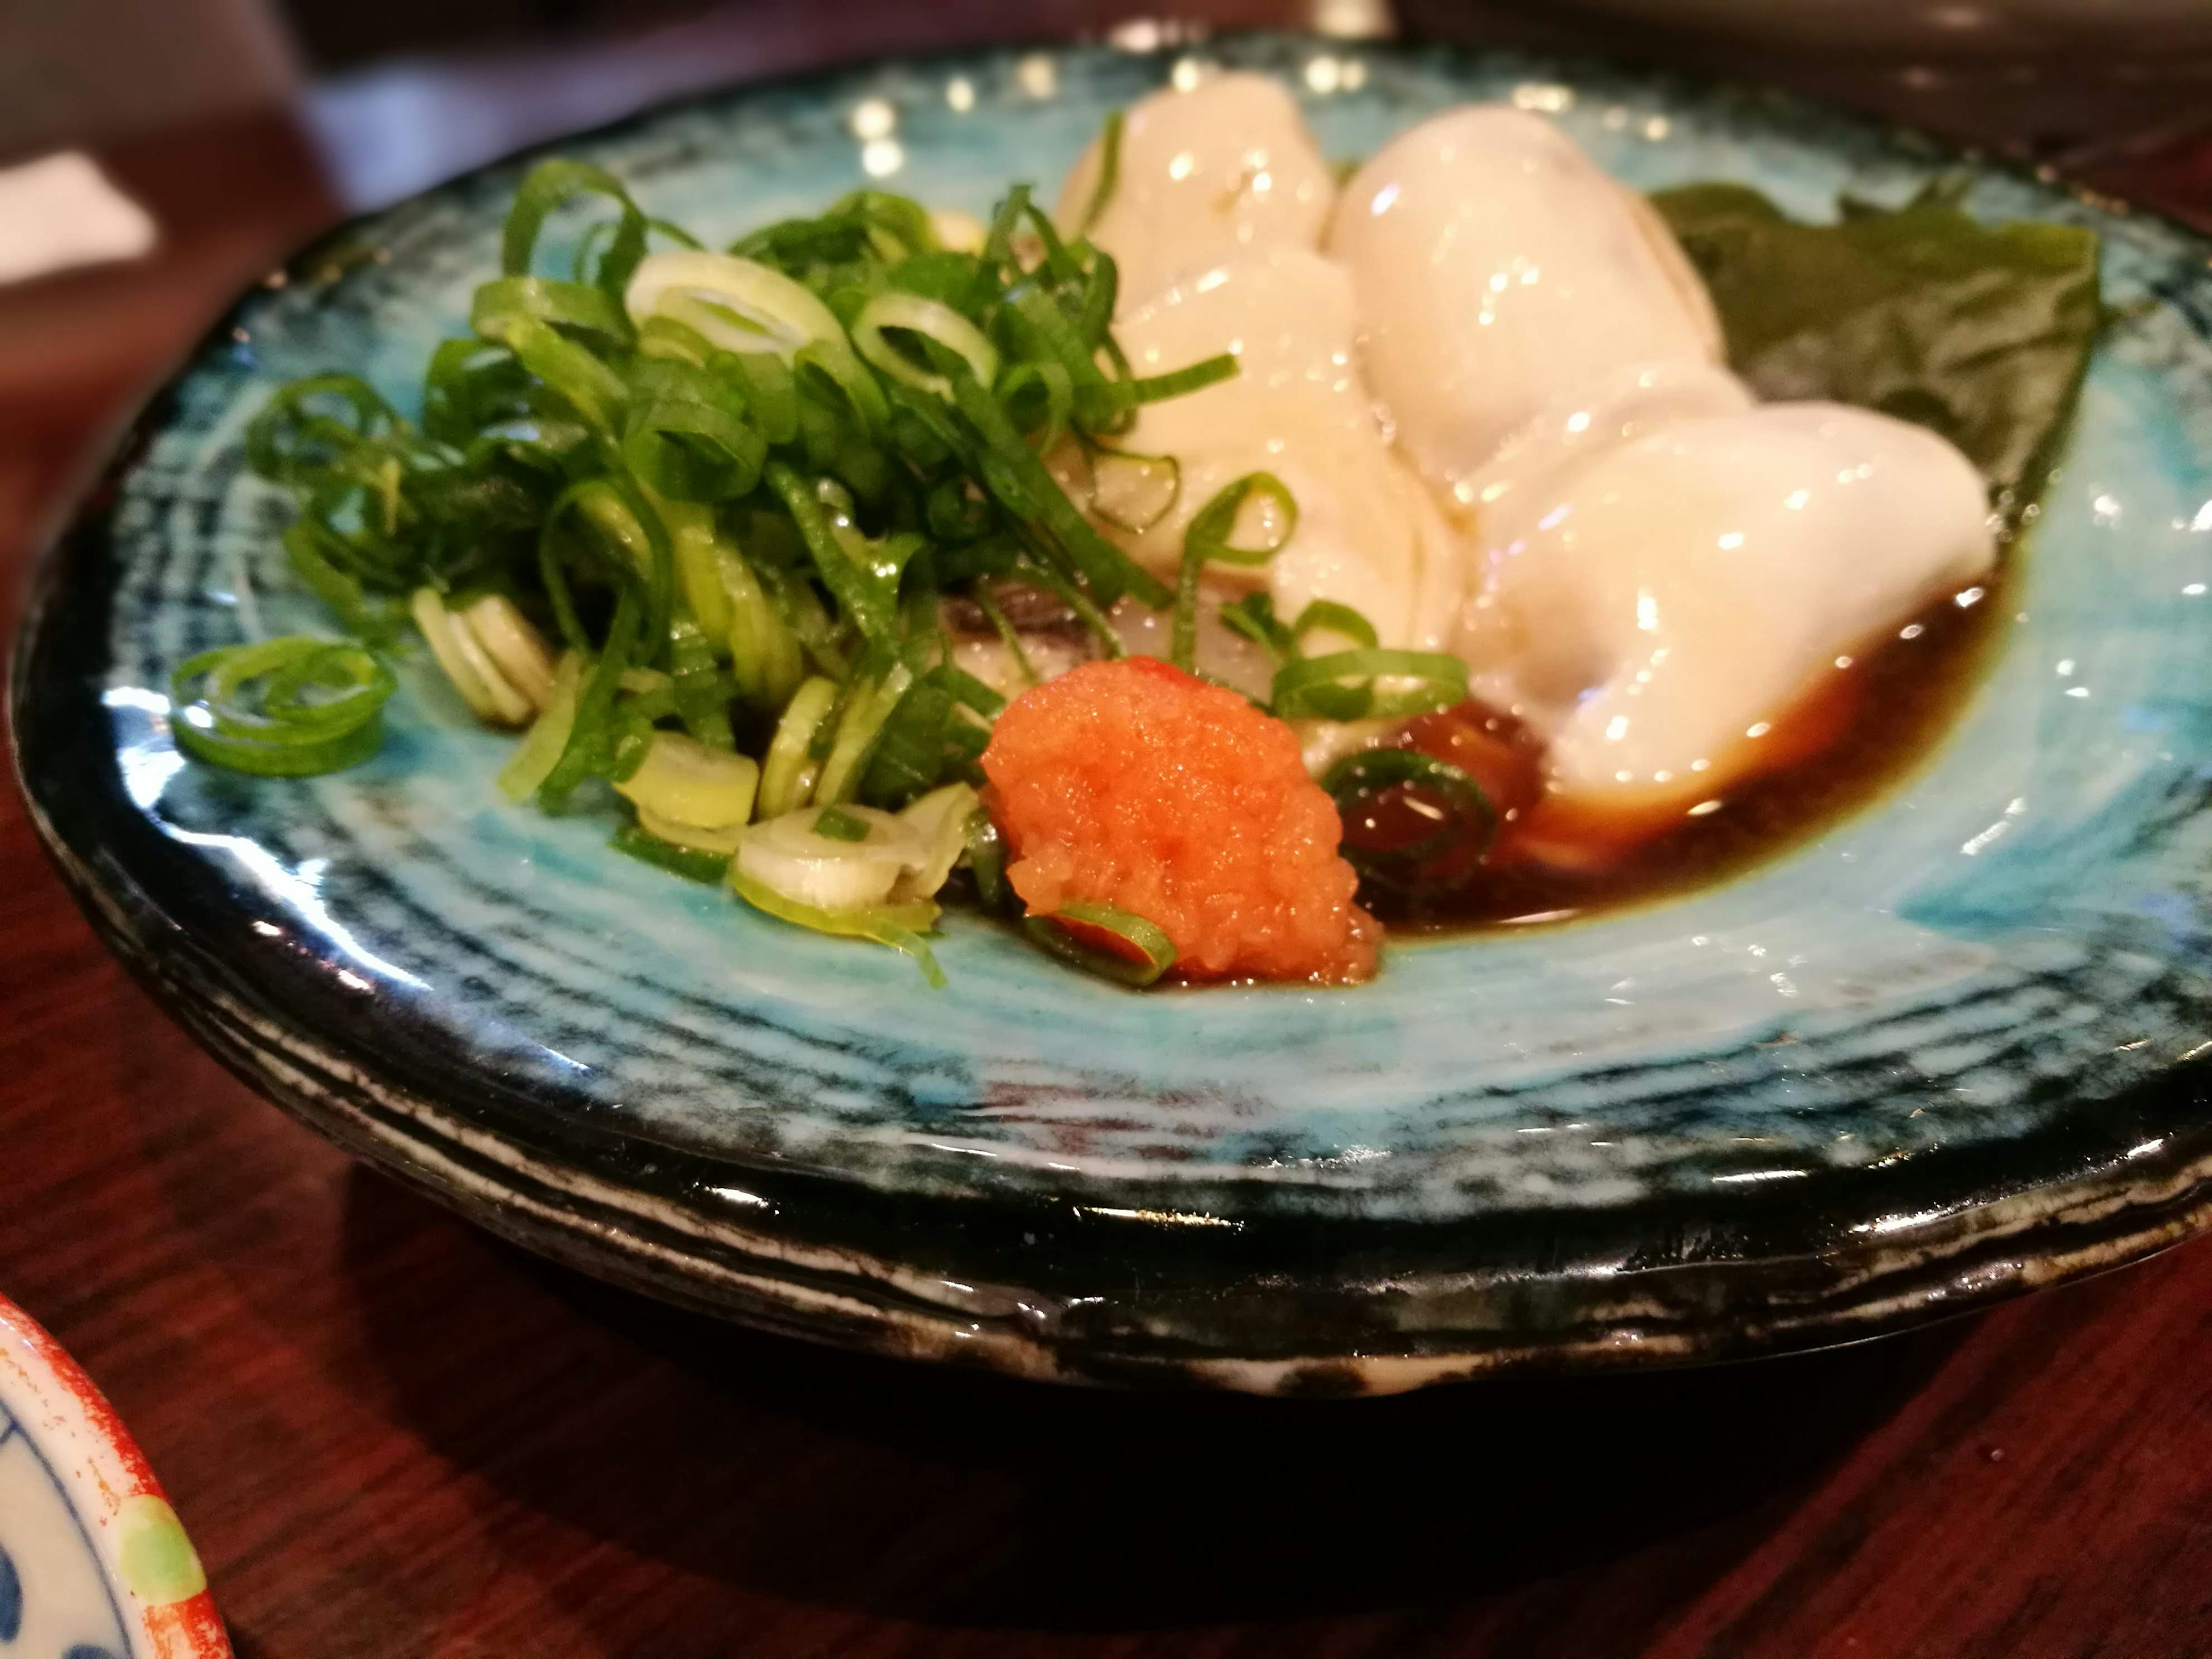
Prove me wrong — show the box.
[1652,181,2101,520]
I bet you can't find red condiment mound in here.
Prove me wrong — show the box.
[981,657,1378,984]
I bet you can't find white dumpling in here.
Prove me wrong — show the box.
[1056,71,1336,307]
[1460,403,1997,800]
[1327,105,1723,498]
[1080,248,1459,651]
[1456,359,1755,524]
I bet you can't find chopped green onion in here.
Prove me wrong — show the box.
[1217,592,1297,665]
[457,593,558,708]
[637,804,744,855]
[1323,748,1498,892]
[243,374,407,490]
[237,153,1312,973]
[813,803,872,842]
[502,158,650,300]
[1130,353,1238,404]
[758,675,841,817]
[612,731,759,827]
[962,809,1011,912]
[815,661,916,805]
[726,351,800,444]
[1173,472,1297,671]
[851,291,998,398]
[715,544,805,707]
[974,586,1041,687]
[1014,556,1126,658]
[995,361,1074,453]
[411,588,535,725]
[729,865,945,987]
[664,612,735,748]
[474,313,630,434]
[1087,447,1181,534]
[169,637,395,778]
[498,652,584,801]
[892,783,981,902]
[1075,247,1119,350]
[1291,599,1379,654]
[1002,280,1128,433]
[619,358,766,502]
[1073,110,1125,240]
[1272,649,1469,722]
[469,275,634,351]
[738,803,923,908]
[947,369,1171,609]
[624,249,847,364]
[1185,471,1298,570]
[610,821,731,884]
[763,461,901,647]
[1022,900,1177,987]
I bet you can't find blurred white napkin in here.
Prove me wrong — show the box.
[0,151,158,286]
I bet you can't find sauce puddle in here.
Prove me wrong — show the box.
[1360,567,2012,934]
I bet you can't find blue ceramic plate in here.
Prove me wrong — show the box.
[15,35,2212,1393]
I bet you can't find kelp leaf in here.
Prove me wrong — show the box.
[1652,181,2101,520]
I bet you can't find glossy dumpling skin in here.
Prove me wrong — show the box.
[1328,105,1723,497]
[1056,71,1336,307]
[1459,403,1997,800]
[1455,359,1755,523]
[1084,248,1460,651]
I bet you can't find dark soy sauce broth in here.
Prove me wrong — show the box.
[1360,568,2011,934]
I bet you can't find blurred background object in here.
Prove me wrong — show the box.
[1403,0,2212,166]
[0,0,300,157]
[286,0,2212,194]
[8,0,2212,209]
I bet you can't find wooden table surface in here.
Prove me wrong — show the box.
[6,12,2212,1657]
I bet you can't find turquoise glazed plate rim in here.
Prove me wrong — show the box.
[14,33,2212,1394]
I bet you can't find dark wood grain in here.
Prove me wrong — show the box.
[5,17,2212,1657]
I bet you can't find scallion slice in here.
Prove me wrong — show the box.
[612,731,760,828]
[1322,748,1498,891]
[812,803,872,843]
[498,652,584,802]
[891,783,982,902]
[1291,599,1378,654]
[1087,447,1181,534]
[1272,649,1469,723]
[625,249,846,364]
[411,588,535,726]
[610,822,731,884]
[457,593,558,709]
[502,158,650,299]
[169,637,395,778]
[758,675,842,817]
[1129,353,1238,404]
[469,275,634,351]
[729,866,945,986]
[1073,110,1125,240]
[1173,472,1297,671]
[1217,592,1296,665]
[636,804,744,855]
[815,661,915,805]
[1022,900,1177,987]
[961,809,1012,912]
[851,291,999,398]
[974,587,1041,687]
